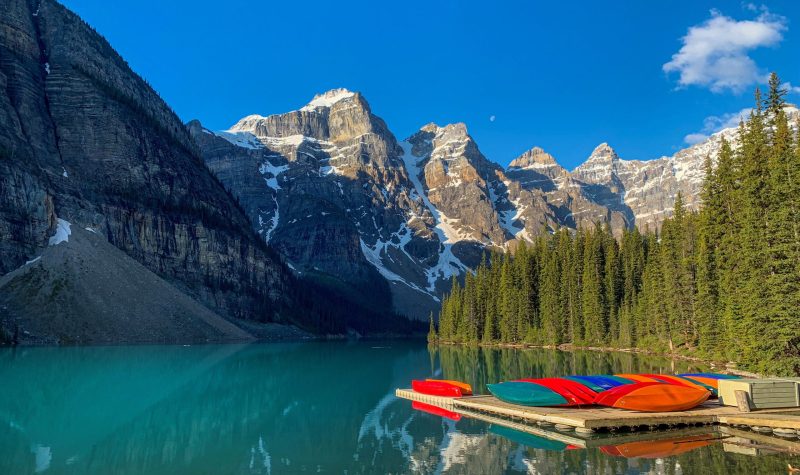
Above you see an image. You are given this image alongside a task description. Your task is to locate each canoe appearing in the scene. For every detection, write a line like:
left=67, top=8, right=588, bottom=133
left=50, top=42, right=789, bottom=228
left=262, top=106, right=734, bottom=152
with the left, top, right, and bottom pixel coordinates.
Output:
left=487, top=381, right=572, bottom=407
left=679, top=373, right=740, bottom=380
left=563, top=376, right=607, bottom=393
left=600, top=433, right=715, bottom=458
left=672, top=376, right=718, bottom=396
left=425, top=379, right=473, bottom=395
left=516, top=378, right=598, bottom=405
left=566, top=375, right=633, bottom=392
left=412, top=380, right=466, bottom=397
left=680, top=375, right=721, bottom=390
left=593, top=382, right=711, bottom=412
left=490, top=425, right=580, bottom=451
left=412, top=401, right=461, bottom=421
left=642, top=374, right=718, bottom=396
left=614, top=373, right=661, bottom=383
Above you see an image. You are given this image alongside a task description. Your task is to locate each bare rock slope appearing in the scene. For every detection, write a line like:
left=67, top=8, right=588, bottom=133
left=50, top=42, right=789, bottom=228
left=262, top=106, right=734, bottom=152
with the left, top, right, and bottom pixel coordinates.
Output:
left=0, top=223, right=252, bottom=344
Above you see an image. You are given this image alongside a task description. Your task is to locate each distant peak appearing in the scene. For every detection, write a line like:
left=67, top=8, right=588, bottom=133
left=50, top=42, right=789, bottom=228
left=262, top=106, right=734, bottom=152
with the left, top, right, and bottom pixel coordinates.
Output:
left=420, top=122, right=440, bottom=133
left=509, top=146, right=558, bottom=169
left=227, top=114, right=268, bottom=133
left=588, top=142, right=618, bottom=160
left=300, top=88, right=356, bottom=111
left=441, top=122, right=468, bottom=134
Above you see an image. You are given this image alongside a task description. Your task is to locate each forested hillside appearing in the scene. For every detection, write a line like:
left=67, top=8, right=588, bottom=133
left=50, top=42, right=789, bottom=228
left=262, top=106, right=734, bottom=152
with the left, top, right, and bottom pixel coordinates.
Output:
left=433, top=75, right=800, bottom=375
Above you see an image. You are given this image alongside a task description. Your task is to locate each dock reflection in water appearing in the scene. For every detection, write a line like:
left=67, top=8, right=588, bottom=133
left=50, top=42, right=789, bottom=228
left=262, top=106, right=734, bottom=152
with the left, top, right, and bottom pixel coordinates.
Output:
left=0, top=341, right=797, bottom=474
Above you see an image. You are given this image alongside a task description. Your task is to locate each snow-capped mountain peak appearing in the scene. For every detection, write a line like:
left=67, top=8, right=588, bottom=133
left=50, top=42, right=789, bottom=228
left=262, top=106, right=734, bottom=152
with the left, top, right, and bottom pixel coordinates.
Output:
left=300, top=88, right=356, bottom=111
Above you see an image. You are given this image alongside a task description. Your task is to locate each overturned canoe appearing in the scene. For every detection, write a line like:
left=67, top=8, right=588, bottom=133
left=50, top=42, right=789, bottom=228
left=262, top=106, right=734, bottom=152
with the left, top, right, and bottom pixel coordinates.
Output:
left=425, top=379, right=473, bottom=395
left=594, top=382, right=711, bottom=412
left=412, top=380, right=467, bottom=397
left=638, top=374, right=718, bottom=397
left=678, top=373, right=740, bottom=380
left=516, top=378, right=598, bottom=405
left=488, top=381, right=573, bottom=407
left=614, top=373, right=661, bottom=383
left=412, top=401, right=461, bottom=421
left=565, top=375, right=634, bottom=392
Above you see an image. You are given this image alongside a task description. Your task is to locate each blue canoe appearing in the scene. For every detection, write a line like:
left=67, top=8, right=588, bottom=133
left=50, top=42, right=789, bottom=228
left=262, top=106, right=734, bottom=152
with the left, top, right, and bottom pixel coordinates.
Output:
left=566, top=375, right=634, bottom=392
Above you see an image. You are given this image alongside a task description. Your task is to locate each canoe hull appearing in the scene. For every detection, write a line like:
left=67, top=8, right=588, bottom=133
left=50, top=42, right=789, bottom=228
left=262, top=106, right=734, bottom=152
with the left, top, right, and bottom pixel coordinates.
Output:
left=594, top=382, right=711, bottom=412
left=488, top=381, right=571, bottom=407
left=412, top=380, right=465, bottom=397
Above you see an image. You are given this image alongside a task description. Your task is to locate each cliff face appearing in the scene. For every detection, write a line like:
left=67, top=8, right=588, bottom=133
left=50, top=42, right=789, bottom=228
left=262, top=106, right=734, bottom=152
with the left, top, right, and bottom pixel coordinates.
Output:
left=0, top=0, right=294, bottom=325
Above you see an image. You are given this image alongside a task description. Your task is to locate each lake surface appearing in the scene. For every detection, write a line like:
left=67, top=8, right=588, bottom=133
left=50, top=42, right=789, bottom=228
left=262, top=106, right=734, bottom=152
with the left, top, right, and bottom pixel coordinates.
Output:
left=0, top=341, right=795, bottom=474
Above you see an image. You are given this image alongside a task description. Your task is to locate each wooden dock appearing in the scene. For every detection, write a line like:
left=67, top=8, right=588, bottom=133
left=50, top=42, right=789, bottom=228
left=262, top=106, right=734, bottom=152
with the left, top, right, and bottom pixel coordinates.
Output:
left=395, top=389, right=800, bottom=434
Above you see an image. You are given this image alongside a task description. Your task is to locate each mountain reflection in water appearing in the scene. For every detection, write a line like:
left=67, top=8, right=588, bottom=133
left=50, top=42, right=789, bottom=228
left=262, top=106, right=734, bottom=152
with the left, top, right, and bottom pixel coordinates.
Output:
left=0, top=342, right=794, bottom=474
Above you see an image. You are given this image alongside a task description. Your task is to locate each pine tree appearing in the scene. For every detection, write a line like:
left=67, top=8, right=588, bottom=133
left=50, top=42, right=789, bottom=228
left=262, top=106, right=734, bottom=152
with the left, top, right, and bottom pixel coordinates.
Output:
left=696, top=155, right=720, bottom=355
left=427, top=312, right=438, bottom=343
left=581, top=226, right=606, bottom=345
left=539, top=240, right=562, bottom=344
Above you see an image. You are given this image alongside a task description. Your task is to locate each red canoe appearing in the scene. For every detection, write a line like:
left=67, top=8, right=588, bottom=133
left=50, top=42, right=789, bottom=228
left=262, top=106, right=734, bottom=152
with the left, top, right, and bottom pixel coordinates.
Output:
left=593, top=382, right=711, bottom=412
left=426, top=379, right=473, bottom=395
left=517, top=378, right=598, bottom=405
left=412, top=401, right=462, bottom=421
left=412, top=380, right=467, bottom=397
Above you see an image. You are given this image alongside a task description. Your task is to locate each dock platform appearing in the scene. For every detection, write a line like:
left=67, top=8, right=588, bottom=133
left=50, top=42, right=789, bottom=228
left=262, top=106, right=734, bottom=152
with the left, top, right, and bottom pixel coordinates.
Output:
left=395, top=389, right=800, bottom=433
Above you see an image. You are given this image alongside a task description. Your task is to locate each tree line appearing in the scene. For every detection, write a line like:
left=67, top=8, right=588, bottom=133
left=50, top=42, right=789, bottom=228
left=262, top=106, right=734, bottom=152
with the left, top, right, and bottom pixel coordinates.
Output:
left=431, top=74, right=800, bottom=375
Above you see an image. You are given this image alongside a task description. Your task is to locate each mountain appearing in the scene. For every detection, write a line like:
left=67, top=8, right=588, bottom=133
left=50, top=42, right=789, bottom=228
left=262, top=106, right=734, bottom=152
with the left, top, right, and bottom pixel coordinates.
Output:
left=0, top=0, right=390, bottom=342
left=195, top=87, right=799, bottom=320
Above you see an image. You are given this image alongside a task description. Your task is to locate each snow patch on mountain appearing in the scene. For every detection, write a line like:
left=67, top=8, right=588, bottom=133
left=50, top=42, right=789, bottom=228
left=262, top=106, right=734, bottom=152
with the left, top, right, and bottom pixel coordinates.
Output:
left=400, top=141, right=467, bottom=291
left=259, top=161, right=289, bottom=190
left=215, top=130, right=264, bottom=149
left=300, top=88, right=355, bottom=111
left=49, top=219, right=71, bottom=246
left=499, top=196, right=532, bottom=242
left=260, top=196, right=280, bottom=243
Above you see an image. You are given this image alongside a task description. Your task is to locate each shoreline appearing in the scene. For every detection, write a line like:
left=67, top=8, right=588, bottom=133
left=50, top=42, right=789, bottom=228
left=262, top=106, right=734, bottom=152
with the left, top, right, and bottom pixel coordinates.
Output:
left=432, top=340, right=762, bottom=378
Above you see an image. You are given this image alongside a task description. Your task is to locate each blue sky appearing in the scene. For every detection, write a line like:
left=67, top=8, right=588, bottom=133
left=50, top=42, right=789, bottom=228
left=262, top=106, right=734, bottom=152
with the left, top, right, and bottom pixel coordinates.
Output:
left=62, top=0, right=800, bottom=169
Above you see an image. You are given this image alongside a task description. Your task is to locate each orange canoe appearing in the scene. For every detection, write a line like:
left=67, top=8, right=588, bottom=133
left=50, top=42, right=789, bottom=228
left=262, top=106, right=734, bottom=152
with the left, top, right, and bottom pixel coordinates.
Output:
left=601, top=433, right=716, bottom=458
left=594, top=382, right=711, bottom=412
left=614, top=373, right=661, bottom=383
left=426, top=379, right=473, bottom=395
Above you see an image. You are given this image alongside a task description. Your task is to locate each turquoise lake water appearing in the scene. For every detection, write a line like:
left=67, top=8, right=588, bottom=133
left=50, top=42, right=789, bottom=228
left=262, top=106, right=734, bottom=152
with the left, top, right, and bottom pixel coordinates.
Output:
left=0, top=341, right=795, bottom=474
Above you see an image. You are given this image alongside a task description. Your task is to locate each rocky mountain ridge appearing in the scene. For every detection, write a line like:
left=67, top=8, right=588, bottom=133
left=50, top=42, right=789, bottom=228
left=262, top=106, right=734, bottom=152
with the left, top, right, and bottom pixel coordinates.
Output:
left=1, top=0, right=418, bottom=342
left=194, top=90, right=797, bottom=319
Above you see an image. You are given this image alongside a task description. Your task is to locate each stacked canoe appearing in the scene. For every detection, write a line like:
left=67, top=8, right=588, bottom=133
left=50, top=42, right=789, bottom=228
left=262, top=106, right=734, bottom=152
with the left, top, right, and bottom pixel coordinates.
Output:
left=410, top=373, right=737, bottom=413
left=488, top=373, right=731, bottom=412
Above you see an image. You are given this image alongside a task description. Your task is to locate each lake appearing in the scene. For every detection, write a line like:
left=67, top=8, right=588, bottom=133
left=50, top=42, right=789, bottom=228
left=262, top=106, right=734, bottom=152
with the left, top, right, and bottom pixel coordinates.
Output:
left=0, top=341, right=794, bottom=474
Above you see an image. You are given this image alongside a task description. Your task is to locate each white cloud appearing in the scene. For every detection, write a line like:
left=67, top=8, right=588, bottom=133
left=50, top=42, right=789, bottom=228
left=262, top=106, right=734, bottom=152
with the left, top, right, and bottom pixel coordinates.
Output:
left=683, top=107, right=752, bottom=144
left=684, top=133, right=709, bottom=144
left=783, top=82, right=800, bottom=94
left=489, top=115, right=496, bottom=122
left=663, top=9, right=786, bottom=93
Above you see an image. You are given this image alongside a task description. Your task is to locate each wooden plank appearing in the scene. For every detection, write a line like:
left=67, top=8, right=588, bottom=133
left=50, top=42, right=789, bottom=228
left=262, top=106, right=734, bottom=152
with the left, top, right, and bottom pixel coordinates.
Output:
left=717, top=413, right=800, bottom=430
left=735, top=390, right=752, bottom=412
left=396, top=389, right=800, bottom=431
